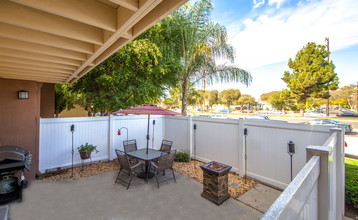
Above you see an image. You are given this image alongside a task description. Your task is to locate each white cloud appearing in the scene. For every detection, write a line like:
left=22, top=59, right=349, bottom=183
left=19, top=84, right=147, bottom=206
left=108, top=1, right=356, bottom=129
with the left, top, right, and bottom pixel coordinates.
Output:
left=268, top=0, right=286, bottom=8
left=229, top=0, right=358, bottom=69
left=253, top=0, right=265, bottom=9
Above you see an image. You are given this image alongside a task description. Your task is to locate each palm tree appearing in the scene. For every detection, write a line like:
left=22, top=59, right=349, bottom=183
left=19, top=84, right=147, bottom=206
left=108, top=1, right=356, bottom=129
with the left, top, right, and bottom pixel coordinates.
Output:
left=159, top=0, right=252, bottom=115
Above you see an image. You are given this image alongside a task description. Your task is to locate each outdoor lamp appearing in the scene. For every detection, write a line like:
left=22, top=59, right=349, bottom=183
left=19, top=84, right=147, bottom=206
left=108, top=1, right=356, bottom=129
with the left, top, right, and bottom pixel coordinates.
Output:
left=18, top=90, right=29, bottom=99
left=287, top=141, right=295, bottom=181
left=287, top=141, right=295, bottom=155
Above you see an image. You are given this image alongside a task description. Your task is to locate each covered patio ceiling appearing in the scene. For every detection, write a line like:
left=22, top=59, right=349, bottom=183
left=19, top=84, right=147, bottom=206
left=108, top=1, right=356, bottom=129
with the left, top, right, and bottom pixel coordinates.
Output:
left=0, top=0, right=187, bottom=84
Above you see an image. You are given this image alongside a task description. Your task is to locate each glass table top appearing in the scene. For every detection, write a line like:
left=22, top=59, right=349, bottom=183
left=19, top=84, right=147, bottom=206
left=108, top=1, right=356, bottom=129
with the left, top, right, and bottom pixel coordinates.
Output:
left=127, top=148, right=163, bottom=161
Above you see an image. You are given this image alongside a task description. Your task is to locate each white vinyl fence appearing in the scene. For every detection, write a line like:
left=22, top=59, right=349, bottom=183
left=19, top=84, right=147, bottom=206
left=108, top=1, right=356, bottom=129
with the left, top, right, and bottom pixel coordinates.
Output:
left=244, top=120, right=331, bottom=189
left=40, top=115, right=335, bottom=190
left=39, top=115, right=165, bottom=172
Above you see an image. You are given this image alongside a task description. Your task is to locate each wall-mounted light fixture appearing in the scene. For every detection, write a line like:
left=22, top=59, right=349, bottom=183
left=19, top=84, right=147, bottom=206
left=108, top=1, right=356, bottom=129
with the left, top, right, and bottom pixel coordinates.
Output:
left=18, top=90, right=29, bottom=99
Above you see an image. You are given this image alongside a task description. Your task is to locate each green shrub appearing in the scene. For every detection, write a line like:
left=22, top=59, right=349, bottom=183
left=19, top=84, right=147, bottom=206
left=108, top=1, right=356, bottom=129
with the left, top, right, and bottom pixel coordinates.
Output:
left=175, top=150, right=190, bottom=162
left=345, top=158, right=358, bottom=208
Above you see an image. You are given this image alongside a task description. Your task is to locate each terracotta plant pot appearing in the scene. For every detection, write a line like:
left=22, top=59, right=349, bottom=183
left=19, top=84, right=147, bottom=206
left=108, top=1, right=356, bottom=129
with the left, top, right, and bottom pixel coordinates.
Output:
left=79, top=150, right=92, bottom=160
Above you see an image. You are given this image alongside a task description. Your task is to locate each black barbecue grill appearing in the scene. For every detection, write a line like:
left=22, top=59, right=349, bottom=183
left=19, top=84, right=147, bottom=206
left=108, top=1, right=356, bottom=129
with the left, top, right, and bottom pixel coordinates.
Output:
left=0, top=145, right=31, bottom=204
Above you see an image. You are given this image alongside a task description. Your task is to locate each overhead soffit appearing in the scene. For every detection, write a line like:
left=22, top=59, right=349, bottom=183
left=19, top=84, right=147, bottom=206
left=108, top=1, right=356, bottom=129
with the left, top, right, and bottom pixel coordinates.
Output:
left=0, top=0, right=187, bottom=84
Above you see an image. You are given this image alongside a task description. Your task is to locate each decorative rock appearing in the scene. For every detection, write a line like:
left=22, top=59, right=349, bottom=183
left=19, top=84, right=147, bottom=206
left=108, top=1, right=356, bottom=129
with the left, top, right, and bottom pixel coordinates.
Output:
left=229, top=182, right=241, bottom=188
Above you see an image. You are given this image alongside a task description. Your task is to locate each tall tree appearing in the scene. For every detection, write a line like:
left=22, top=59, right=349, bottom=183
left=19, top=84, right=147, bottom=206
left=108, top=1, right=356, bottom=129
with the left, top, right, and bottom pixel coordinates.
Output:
left=269, top=89, right=293, bottom=111
left=282, top=42, right=339, bottom=115
left=220, top=89, right=241, bottom=111
left=147, top=0, right=252, bottom=115
left=206, top=90, right=219, bottom=111
left=235, top=94, right=255, bottom=110
left=54, top=84, right=77, bottom=118
left=260, top=91, right=279, bottom=102
left=331, top=84, right=357, bottom=110
left=73, top=39, right=172, bottom=115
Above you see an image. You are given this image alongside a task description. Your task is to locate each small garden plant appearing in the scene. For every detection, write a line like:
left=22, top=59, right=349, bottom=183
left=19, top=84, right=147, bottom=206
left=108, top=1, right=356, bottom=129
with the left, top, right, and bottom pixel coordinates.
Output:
left=175, top=150, right=190, bottom=162
left=345, top=158, right=358, bottom=209
left=78, top=143, right=98, bottom=157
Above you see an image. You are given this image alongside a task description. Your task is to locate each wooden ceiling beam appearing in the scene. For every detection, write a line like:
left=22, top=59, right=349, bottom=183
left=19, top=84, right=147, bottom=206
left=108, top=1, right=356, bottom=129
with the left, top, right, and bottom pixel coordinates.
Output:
left=0, top=23, right=94, bottom=54
left=0, top=37, right=87, bottom=61
left=109, top=0, right=139, bottom=11
left=0, top=1, right=104, bottom=45
left=0, top=55, right=77, bottom=71
left=0, top=74, right=65, bottom=84
left=0, top=67, right=72, bottom=78
left=11, top=0, right=117, bottom=32
left=0, top=61, right=73, bottom=74
left=0, top=48, right=82, bottom=66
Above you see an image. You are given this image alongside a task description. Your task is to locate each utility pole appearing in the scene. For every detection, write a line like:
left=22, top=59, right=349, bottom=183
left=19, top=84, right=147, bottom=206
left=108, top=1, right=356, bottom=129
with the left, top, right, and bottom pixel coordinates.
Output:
left=325, top=37, right=330, bottom=116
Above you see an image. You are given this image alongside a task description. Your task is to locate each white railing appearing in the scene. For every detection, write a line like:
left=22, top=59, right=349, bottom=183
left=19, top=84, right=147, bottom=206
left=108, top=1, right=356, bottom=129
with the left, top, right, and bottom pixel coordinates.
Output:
left=261, top=156, right=320, bottom=219
left=262, top=128, right=345, bottom=220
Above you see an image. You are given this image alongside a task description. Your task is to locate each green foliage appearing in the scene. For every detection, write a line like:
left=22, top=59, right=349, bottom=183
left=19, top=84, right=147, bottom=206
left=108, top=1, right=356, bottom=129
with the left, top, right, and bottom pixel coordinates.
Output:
left=54, top=84, right=77, bottom=117
left=220, top=89, right=241, bottom=110
left=162, top=84, right=198, bottom=108
left=146, top=0, right=252, bottom=115
left=235, top=94, right=255, bottom=108
left=174, top=150, right=190, bottom=162
left=282, top=42, right=339, bottom=112
left=345, top=158, right=358, bottom=208
left=269, top=90, right=293, bottom=110
left=260, top=91, right=279, bottom=102
left=78, top=143, right=98, bottom=157
left=331, top=84, right=357, bottom=109
left=73, top=39, right=172, bottom=114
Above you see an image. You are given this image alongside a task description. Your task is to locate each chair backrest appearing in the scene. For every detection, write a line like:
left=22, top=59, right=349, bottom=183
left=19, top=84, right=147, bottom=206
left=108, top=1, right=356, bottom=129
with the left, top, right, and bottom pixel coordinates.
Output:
left=160, top=140, right=173, bottom=152
left=123, top=139, right=137, bottom=153
left=158, top=150, right=176, bottom=170
left=115, top=149, right=131, bottom=171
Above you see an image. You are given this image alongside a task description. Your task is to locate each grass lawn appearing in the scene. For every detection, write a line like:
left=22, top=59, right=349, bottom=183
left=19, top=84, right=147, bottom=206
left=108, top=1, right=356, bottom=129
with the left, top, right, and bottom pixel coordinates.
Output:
left=345, top=158, right=358, bottom=219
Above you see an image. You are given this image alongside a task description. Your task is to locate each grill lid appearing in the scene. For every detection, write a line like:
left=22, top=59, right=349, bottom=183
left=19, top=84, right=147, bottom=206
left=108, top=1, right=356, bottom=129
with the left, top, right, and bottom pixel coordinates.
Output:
left=0, top=146, right=27, bottom=162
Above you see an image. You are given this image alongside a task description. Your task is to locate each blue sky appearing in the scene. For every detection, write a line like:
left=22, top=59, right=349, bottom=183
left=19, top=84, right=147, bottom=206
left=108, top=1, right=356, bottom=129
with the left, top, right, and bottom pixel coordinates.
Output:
left=199, top=0, right=358, bottom=99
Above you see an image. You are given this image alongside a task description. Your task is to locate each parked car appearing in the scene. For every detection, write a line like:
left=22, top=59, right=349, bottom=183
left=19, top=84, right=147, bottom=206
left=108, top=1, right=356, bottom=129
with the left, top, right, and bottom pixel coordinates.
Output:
left=245, top=115, right=287, bottom=122
left=220, top=109, right=230, bottom=113
left=305, top=119, right=353, bottom=133
left=245, top=115, right=269, bottom=120
left=304, top=111, right=325, bottom=117
left=241, top=110, right=253, bottom=113
left=336, top=111, right=358, bottom=117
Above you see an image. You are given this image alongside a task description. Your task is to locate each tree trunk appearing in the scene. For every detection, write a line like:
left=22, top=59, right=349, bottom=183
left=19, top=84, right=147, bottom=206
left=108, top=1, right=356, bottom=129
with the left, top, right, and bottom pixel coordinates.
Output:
left=300, top=109, right=304, bottom=116
left=55, top=112, right=59, bottom=118
left=181, top=79, right=188, bottom=116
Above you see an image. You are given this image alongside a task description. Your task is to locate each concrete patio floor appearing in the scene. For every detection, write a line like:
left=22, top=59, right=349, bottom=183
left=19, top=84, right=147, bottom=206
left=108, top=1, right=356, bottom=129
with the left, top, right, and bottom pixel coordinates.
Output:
left=8, top=171, right=278, bottom=220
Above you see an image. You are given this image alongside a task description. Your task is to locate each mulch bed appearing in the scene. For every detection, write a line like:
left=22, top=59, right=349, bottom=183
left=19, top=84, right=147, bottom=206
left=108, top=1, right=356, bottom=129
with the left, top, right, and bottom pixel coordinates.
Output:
left=38, top=159, right=256, bottom=199
left=38, top=160, right=119, bottom=182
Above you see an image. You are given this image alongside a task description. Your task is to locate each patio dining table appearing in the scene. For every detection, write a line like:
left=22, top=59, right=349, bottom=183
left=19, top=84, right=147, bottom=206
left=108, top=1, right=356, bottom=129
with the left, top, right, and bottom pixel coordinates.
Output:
left=126, top=148, right=163, bottom=182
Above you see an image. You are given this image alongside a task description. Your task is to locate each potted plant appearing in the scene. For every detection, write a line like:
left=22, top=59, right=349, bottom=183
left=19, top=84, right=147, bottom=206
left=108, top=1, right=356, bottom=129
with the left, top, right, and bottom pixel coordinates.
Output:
left=78, top=143, right=98, bottom=160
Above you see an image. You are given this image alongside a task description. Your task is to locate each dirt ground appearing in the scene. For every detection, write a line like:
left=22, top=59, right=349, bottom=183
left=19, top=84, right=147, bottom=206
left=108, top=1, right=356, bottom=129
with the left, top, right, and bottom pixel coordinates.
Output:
left=39, top=159, right=256, bottom=199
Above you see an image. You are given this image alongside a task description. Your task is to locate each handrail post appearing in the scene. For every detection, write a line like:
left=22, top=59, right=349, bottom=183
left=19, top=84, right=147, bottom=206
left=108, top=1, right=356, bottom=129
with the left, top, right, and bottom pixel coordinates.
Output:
left=306, top=145, right=330, bottom=220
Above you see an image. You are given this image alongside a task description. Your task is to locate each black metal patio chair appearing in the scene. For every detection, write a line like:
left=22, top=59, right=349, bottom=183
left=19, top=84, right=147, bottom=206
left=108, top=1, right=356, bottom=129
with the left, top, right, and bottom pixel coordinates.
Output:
left=115, top=149, right=143, bottom=189
left=123, top=139, right=138, bottom=164
left=149, top=150, right=176, bottom=188
left=159, top=140, right=173, bottom=153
